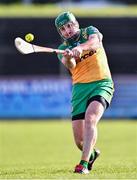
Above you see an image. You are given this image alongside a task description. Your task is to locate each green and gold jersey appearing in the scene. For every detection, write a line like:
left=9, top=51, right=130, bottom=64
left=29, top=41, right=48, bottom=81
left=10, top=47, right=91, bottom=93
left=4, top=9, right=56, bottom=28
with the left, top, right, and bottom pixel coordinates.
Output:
left=57, top=26, right=112, bottom=84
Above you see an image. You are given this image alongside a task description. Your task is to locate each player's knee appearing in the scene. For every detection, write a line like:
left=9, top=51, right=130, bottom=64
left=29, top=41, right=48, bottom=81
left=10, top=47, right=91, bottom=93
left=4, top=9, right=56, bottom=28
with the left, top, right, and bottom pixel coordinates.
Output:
left=85, top=111, right=97, bottom=126
left=85, top=104, right=103, bottom=126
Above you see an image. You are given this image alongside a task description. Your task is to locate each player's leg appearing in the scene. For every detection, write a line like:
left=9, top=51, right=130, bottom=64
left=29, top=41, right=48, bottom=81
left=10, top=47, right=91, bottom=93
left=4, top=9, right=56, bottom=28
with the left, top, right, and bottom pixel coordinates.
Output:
left=81, top=100, right=105, bottom=162
left=73, top=95, right=108, bottom=174
left=71, top=80, right=114, bottom=174
left=72, top=119, right=84, bottom=151
left=72, top=118, right=100, bottom=174
left=71, top=94, right=102, bottom=173
left=81, top=81, right=114, bottom=169
left=72, top=119, right=90, bottom=174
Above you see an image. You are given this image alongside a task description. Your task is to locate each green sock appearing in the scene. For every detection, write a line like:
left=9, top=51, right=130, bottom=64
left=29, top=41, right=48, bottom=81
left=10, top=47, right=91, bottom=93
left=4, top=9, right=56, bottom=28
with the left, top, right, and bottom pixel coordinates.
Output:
left=89, top=149, right=95, bottom=161
left=80, top=160, right=88, bottom=168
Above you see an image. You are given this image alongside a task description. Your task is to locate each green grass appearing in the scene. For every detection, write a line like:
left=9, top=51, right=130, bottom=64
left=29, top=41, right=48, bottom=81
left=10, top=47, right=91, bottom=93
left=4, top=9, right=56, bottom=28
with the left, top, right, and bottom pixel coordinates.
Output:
left=0, top=4, right=137, bottom=17
left=0, top=120, right=137, bottom=179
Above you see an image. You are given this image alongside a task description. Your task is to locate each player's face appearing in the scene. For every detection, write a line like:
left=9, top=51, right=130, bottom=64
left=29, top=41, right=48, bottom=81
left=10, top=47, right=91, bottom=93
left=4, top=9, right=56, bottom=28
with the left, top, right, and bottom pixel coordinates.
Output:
left=59, top=21, right=79, bottom=39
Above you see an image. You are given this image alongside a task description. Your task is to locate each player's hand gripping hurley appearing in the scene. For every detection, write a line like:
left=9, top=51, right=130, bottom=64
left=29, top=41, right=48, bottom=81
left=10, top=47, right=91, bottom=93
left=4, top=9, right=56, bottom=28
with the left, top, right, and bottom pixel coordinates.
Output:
left=14, top=37, right=65, bottom=55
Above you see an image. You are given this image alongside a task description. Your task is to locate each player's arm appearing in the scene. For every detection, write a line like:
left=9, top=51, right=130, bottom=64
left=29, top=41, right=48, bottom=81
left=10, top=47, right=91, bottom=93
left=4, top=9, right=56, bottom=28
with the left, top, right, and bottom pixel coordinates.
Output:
left=72, top=32, right=103, bottom=58
left=61, top=33, right=102, bottom=67
left=61, top=49, right=76, bottom=69
left=80, top=32, right=103, bottom=51
left=72, top=26, right=103, bottom=58
left=57, top=47, right=76, bottom=69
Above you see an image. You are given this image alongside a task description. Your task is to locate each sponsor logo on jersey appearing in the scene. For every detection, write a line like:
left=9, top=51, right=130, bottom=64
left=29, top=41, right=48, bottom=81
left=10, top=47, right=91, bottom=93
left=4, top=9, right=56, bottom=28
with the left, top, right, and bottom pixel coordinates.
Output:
left=80, top=50, right=96, bottom=61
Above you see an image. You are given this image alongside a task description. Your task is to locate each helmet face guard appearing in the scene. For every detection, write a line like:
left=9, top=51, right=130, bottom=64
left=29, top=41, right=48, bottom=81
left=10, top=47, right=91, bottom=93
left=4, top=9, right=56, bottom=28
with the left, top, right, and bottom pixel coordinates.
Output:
left=55, top=12, right=80, bottom=42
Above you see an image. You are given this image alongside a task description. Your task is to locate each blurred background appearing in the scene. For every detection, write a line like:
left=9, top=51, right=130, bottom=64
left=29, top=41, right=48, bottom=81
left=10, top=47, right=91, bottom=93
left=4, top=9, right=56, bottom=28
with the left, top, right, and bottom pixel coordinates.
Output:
left=0, top=0, right=137, bottom=119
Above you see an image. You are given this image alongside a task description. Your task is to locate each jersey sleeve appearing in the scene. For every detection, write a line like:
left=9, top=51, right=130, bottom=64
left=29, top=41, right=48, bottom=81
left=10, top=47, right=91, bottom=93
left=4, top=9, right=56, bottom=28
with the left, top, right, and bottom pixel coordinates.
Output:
left=86, top=26, right=100, bottom=36
left=57, top=44, right=66, bottom=61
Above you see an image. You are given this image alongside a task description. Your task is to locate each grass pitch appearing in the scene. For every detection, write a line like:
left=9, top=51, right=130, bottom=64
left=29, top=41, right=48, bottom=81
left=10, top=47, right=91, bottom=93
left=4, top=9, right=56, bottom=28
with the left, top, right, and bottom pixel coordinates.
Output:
left=0, top=120, right=137, bottom=179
